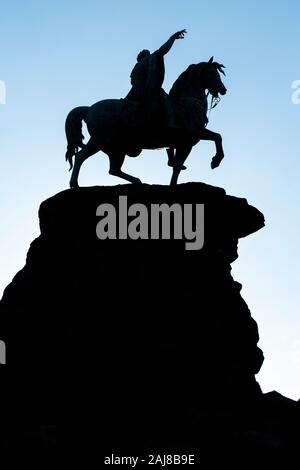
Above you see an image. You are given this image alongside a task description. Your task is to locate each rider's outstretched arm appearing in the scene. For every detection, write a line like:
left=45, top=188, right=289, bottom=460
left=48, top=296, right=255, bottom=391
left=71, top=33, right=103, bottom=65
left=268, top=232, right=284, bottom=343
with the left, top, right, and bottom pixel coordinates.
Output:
left=157, top=29, right=186, bottom=55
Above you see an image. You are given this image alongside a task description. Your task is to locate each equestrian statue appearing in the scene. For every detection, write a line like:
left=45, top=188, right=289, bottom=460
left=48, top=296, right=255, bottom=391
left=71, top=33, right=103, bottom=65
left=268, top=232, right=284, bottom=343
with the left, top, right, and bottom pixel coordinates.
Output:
left=65, top=30, right=227, bottom=187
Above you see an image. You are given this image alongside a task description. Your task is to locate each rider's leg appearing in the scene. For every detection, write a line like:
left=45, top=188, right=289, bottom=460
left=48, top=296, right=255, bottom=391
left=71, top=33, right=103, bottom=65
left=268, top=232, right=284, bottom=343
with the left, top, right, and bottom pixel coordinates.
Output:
left=164, top=99, right=177, bottom=129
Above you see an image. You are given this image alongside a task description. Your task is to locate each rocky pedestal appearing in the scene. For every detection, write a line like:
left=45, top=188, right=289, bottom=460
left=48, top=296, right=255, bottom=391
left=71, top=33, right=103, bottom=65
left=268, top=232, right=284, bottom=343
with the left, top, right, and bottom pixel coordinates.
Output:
left=0, top=183, right=299, bottom=455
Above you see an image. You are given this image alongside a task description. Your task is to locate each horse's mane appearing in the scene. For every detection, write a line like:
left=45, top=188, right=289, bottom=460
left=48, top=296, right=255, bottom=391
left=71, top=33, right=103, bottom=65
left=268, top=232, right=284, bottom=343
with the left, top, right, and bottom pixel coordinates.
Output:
left=169, top=62, right=207, bottom=98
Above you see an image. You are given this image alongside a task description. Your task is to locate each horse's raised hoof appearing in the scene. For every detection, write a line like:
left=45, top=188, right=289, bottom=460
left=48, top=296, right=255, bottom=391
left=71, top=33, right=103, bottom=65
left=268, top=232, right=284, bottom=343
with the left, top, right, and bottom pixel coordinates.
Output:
left=211, top=153, right=224, bottom=169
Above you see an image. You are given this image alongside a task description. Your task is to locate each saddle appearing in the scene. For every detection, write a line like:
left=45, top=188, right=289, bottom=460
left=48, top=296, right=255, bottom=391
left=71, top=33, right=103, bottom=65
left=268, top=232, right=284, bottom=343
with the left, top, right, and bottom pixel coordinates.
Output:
left=121, top=95, right=207, bottom=136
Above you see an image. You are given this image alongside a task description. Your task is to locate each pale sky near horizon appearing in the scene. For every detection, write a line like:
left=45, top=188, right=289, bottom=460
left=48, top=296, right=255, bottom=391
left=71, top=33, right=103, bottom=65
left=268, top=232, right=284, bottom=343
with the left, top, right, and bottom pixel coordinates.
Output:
left=0, top=0, right=299, bottom=399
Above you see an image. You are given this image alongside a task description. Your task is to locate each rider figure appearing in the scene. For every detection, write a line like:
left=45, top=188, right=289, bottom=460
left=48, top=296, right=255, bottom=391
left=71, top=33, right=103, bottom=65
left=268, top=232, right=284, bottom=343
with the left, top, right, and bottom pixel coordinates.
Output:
left=125, top=30, right=186, bottom=129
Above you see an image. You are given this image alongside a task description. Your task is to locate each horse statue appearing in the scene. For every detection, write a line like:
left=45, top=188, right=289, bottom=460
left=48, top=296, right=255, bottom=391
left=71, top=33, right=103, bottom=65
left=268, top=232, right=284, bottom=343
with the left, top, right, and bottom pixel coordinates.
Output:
left=65, top=56, right=227, bottom=187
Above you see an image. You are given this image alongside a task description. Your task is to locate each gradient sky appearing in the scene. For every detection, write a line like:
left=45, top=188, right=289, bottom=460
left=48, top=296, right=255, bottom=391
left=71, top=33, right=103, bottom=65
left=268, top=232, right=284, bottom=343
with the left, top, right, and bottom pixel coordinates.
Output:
left=0, top=0, right=299, bottom=399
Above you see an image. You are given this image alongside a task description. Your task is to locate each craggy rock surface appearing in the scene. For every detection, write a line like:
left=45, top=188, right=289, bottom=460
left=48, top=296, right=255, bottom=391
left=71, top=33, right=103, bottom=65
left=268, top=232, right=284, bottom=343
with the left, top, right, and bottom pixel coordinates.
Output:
left=0, top=183, right=299, bottom=456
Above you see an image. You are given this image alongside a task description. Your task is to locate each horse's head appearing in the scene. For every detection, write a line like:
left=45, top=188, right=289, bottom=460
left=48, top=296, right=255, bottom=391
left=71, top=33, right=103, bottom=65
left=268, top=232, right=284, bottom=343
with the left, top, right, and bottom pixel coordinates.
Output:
left=203, top=56, right=227, bottom=98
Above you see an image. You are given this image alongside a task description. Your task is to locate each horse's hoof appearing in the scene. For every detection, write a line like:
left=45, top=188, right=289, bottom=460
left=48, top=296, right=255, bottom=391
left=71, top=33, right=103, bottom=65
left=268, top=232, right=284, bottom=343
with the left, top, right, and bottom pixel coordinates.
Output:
left=70, top=182, right=80, bottom=189
left=133, top=178, right=142, bottom=185
left=211, top=154, right=224, bottom=169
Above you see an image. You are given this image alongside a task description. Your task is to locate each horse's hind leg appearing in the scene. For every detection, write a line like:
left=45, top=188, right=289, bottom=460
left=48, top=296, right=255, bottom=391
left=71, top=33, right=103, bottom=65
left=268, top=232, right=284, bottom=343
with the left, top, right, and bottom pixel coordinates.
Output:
left=109, top=152, right=142, bottom=184
left=170, top=145, right=192, bottom=186
left=69, top=138, right=101, bottom=188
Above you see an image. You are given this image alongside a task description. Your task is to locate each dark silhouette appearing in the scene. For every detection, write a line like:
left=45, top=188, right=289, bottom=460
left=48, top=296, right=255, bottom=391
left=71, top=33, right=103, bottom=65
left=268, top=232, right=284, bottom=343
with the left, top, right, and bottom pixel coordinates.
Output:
left=125, top=29, right=186, bottom=170
left=125, top=29, right=186, bottom=126
left=65, top=32, right=227, bottom=187
left=1, top=183, right=300, bottom=455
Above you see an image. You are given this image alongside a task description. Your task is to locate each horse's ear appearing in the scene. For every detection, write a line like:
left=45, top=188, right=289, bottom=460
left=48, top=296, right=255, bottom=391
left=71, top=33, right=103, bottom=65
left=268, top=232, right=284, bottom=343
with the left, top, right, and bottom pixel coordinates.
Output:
left=208, top=56, right=214, bottom=64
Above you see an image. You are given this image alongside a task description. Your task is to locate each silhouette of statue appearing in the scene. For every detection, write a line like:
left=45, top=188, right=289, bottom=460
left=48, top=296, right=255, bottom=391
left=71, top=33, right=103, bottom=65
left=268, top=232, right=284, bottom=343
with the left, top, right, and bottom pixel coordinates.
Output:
left=125, top=30, right=186, bottom=130
left=65, top=32, right=227, bottom=187
left=125, top=30, right=186, bottom=170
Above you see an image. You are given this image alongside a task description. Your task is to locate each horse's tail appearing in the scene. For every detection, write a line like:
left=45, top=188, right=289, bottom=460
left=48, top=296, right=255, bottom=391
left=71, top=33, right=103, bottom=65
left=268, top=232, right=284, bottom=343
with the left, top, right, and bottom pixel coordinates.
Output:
left=65, top=106, right=90, bottom=170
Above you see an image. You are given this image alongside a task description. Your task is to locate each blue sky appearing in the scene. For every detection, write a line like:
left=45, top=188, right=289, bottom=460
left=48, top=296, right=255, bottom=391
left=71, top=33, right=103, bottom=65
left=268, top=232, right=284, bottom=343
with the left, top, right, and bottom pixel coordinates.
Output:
left=0, top=0, right=299, bottom=398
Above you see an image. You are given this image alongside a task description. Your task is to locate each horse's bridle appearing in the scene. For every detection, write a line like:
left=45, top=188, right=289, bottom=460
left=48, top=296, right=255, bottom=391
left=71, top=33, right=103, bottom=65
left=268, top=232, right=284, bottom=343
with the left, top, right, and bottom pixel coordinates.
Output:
left=206, top=91, right=221, bottom=126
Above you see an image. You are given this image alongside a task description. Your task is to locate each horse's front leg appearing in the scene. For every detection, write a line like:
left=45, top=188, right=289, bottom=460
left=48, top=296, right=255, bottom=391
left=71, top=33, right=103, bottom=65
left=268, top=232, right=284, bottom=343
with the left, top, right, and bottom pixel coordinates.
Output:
left=198, top=128, right=224, bottom=169
left=167, top=148, right=187, bottom=170
left=170, top=145, right=193, bottom=186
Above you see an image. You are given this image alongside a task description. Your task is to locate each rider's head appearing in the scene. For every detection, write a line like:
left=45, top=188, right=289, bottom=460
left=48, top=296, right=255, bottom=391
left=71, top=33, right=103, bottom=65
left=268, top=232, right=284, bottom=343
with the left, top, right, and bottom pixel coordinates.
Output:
left=137, top=49, right=150, bottom=62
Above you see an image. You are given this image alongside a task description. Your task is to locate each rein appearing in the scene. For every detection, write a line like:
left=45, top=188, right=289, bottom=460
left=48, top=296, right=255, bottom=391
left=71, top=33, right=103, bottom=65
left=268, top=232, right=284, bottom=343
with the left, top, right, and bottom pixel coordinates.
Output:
left=205, top=91, right=221, bottom=126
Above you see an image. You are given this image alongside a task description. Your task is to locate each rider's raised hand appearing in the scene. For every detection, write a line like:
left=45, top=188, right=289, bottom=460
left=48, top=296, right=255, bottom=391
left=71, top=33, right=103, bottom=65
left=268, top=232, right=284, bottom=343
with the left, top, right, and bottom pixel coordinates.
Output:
left=173, top=29, right=187, bottom=40
left=159, top=30, right=186, bottom=55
